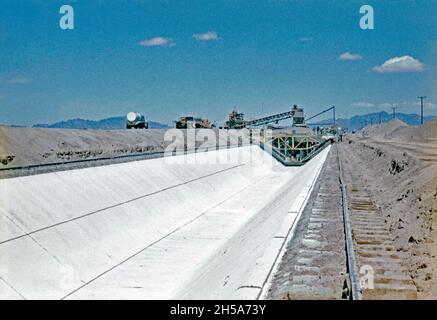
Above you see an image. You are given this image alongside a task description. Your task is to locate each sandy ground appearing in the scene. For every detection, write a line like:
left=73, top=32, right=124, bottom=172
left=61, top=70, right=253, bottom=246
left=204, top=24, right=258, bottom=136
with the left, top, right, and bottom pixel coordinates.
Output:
left=345, top=119, right=437, bottom=298
left=0, top=126, right=250, bottom=168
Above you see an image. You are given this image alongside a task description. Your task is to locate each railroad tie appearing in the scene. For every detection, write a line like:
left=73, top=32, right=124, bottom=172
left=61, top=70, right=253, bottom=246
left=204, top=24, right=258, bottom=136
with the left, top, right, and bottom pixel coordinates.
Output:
left=341, top=148, right=417, bottom=300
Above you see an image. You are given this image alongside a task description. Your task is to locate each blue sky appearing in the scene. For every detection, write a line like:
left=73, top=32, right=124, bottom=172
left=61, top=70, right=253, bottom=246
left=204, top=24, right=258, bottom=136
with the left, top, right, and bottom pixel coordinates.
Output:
left=0, top=0, right=436, bottom=126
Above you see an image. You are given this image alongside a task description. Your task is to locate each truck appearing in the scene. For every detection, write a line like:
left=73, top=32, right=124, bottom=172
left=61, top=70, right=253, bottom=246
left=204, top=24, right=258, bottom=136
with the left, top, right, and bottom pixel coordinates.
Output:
left=175, top=116, right=213, bottom=129
left=126, top=112, right=148, bottom=129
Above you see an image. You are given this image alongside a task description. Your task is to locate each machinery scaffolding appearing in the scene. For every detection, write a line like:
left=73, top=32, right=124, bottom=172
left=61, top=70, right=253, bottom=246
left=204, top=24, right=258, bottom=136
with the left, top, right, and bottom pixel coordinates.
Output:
left=261, top=132, right=329, bottom=166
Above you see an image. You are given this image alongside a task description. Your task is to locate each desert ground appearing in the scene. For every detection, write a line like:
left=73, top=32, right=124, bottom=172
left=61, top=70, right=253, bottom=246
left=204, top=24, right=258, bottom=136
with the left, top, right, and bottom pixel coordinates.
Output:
left=345, top=119, right=437, bottom=298
left=1, top=121, right=436, bottom=299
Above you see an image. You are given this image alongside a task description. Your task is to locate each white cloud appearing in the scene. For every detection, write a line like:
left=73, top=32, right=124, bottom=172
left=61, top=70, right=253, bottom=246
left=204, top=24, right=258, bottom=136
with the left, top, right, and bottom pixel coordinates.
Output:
left=339, top=52, right=363, bottom=61
left=379, top=102, right=396, bottom=108
left=351, top=102, right=375, bottom=108
left=0, top=76, right=30, bottom=85
left=426, top=102, right=437, bottom=109
left=298, top=37, right=313, bottom=42
left=6, top=77, right=30, bottom=84
left=373, top=55, right=425, bottom=73
left=397, top=101, right=437, bottom=109
left=350, top=100, right=437, bottom=113
left=139, top=37, right=175, bottom=47
left=351, top=101, right=437, bottom=110
left=192, top=31, right=220, bottom=41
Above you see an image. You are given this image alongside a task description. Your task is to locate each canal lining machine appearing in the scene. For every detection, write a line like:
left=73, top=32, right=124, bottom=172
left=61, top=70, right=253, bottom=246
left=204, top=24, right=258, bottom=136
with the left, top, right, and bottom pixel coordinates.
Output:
left=224, top=105, right=336, bottom=166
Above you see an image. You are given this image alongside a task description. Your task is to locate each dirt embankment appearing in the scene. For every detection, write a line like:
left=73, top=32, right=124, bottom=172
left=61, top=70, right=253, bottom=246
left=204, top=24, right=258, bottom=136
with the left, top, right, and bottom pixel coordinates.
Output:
left=360, top=119, right=410, bottom=138
left=0, top=126, right=248, bottom=168
left=360, top=118, right=437, bottom=143
left=0, top=126, right=169, bottom=167
left=343, top=135, right=437, bottom=298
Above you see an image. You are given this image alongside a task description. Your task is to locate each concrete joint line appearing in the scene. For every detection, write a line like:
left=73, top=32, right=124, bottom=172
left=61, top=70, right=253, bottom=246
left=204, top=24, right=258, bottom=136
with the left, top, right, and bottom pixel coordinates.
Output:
left=60, top=167, right=271, bottom=300
left=0, top=276, right=26, bottom=300
left=0, top=162, right=249, bottom=246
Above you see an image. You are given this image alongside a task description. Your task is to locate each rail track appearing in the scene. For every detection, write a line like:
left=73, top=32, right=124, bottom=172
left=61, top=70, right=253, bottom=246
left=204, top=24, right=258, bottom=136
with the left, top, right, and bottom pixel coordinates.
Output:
left=339, top=143, right=417, bottom=299
left=267, top=142, right=418, bottom=299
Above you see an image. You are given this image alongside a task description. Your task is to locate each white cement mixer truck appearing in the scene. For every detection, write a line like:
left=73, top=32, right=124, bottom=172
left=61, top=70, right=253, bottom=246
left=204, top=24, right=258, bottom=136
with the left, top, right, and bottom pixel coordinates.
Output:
left=126, top=112, right=148, bottom=129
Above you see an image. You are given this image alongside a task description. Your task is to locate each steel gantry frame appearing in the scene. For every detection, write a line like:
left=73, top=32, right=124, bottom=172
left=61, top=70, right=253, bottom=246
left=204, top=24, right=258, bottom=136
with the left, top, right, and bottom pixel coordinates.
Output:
left=261, top=132, right=329, bottom=166
left=305, top=106, right=336, bottom=126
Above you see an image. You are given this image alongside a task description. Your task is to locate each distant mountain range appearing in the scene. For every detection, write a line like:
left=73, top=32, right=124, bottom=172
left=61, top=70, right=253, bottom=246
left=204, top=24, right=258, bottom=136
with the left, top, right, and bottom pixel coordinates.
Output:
left=312, top=111, right=436, bottom=131
left=33, top=116, right=169, bottom=129
left=30, top=112, right=435, bottom=131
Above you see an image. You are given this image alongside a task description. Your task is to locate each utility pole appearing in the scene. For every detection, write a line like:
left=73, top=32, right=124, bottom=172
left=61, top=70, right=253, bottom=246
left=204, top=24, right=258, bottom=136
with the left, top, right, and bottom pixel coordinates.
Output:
left=333, top=106, right=336, bottom=127
left=379, top=112, right=382, bottom=124
left=392, top=107, right=396, bottom=119
left=417, top=96, right=426, bottom=125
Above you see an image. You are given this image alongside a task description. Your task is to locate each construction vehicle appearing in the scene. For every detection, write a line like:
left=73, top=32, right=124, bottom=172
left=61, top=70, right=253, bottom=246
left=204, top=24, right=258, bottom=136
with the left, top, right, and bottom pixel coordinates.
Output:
left=223, top=110, right=245, bottom=129
left=175, top=116, right=214, bottom=129
left=126, top=112, right=148, bottom=129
